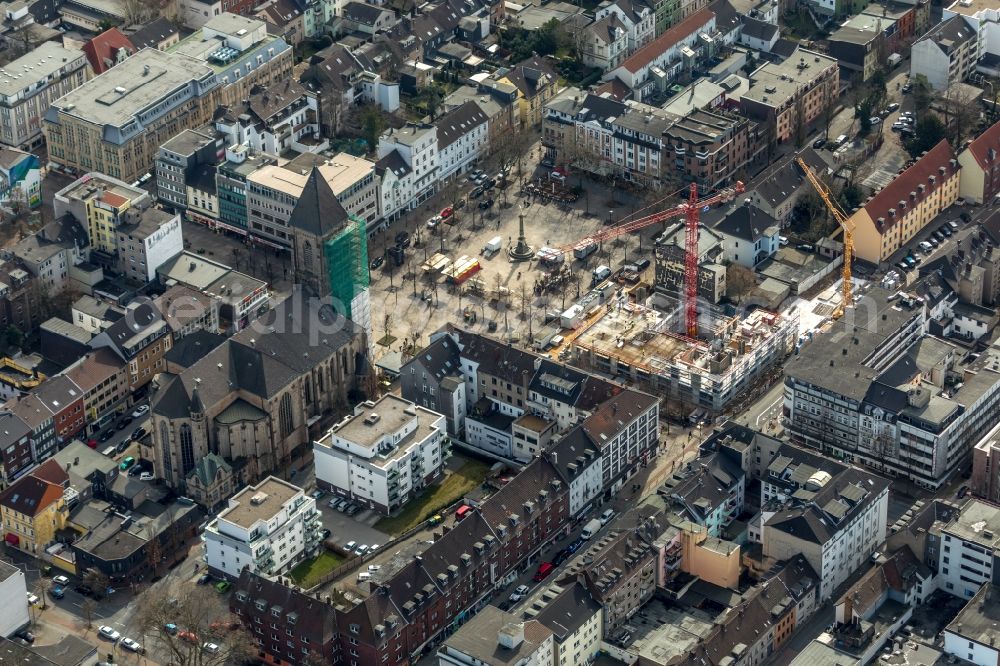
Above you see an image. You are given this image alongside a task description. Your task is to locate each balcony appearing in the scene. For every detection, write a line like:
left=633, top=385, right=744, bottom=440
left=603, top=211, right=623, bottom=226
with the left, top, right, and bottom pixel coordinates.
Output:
left=387, top=468, right=399, bottom=480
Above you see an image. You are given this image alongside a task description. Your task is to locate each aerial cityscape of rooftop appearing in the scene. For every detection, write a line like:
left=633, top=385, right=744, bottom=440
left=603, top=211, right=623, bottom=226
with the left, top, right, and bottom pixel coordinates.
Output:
left=0, top=0, right=999, bottom=663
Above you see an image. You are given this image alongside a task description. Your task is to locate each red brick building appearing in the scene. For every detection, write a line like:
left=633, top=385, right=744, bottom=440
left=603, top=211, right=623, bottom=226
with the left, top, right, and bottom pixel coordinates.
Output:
left=232, top=457, right=571, bottom=665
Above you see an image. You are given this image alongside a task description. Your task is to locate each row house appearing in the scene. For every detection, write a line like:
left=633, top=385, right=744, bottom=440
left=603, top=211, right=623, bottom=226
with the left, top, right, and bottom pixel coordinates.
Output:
left=89, top=302, right=172, bottom=391
left=435, top=102, right=490, bottom=182
left=63, top=349, right=130, bottom=436
left=376, top=124, right=439, bottom=222
left=595, top=0, right=656, bottom=54
left=576, top=14, right=631, bottom=72
left=603, top=8, right=717, bottom=98
left=233, top=455, right=570, bottom=665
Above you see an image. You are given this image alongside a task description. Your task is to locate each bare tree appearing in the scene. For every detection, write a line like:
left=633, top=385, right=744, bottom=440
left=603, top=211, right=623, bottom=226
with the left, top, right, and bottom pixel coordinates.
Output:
left=80, top=598, right=96, bottom=630
left=135, top=585, right=257, bottom=666
left=726, top=264, right=756, bottom=303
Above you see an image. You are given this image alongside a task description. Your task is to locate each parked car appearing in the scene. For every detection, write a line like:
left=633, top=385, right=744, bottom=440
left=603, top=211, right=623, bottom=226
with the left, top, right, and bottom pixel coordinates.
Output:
left=15, top=630, right=34, bottom=644
left=320, top=528, right=331, bottom=540
left=812, top=137, right=826, bottom=149
left=203, top=643, right=220, bottom=653
left=132, top=427, right=147, bottom=441
left=600, top=508, right=615, bottom=525
left=50, top=586, right=64, bottom=599
left=886, top=102, right=899, bottom=112
left=121, top=638, right=143, bottom=653
left=427, top=215, right=442, bottom=229
left=139, top=472, right=154, bottom=481
left=345, top=540, right=357, bottom=552
left=550, top=171, right=567, bottom=183
left=394, top=231, right=410, bottom=247
left=164, top=623, right=178, bottom=635
left=948, top=220, right=960, bottom=231
left=440, top=206, right=453, bottom=219
left=178, top=631, right=198, bottom=644
left=52, top=575, right=69, bottom=586
left=131, top=405, right=149, bottom=418
left=197, top=574, right=212, bottom=585
left=471, top=186, right=485, bottom=199
left=26, top=593, right=38, bottom=605
left=533, top=562, right=555, bottom=582
left=98, top=626, right=121, bottom=642
left=957, top=485, right=969, bottom=499
left=119, top=456, right=136, bottom=471
left=478, top=198, right=494, bottom=210
left=508, top=584, right=530, bottom=602
left=370, top=256, right=385, bottom=270
left=901, top=83, right=912, bottom=93
left=346, top=505, right=360, bottom=516
left=355, top=544, right=369, bottom=556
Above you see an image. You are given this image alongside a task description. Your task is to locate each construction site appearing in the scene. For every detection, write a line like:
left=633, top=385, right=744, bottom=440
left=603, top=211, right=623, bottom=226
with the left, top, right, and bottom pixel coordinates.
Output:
left=568, top=298, right=798, bottom=412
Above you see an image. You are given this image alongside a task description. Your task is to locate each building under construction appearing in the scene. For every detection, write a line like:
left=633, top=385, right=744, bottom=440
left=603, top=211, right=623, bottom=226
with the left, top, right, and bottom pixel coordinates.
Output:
left=324, top=216, right=371, bottom=344
left=571, top=302, right=798, bottom=411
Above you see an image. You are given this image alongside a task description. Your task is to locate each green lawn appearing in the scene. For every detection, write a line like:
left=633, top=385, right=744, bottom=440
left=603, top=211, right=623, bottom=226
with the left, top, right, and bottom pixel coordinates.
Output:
left=288, top=551, right=345, bottom=589
left=375, top=459, right=489, bottom=536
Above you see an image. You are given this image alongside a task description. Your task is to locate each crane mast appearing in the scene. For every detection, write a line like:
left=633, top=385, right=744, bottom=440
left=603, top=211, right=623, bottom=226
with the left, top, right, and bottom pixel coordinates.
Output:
left=796, top=157, right=853, bottom=316
left=685, top=183, right=700, bottom=338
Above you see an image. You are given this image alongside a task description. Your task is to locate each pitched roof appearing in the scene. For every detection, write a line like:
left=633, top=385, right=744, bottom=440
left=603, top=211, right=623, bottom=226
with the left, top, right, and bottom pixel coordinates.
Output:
left=586, top=14, right=627, bottom=44
left=862, top=140, right=957, bottom=234
left=375, top=149, right=411, bottom=178
left=714, top=201, right=779, bottom=241
left=918, top=15, right=975, bottom=53
left=0, top=475, right=63, bottom=516
left=82, top=27, right=134, bottom=75
left=618, top=7, right=715, bottom=73
left=127, top=17, right=178, bottom=49
left=30, top=459, right=70, bottom=488
left=343, top=1, right=391, bottom=24
left=187, top=453, right=232, bottom=486
left=963, top=117, right=1000, bottom=174
left=436, top=101, right=490, bottom=150
left=285, top=167, right=350, bottom=237
left=741, top=15, right=778, bottom=40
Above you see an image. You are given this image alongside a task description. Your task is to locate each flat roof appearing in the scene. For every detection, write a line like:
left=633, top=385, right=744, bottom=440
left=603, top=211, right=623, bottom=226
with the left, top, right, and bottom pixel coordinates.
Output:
left=328, top=394, right=423, bottom=449
left=159, top=251, right=232, bottom=290
left=947, top=583, right=1000, bottom=650
left=220, top=477, right=302, bottom=529
left=943, top=498, right=1000, bottom=550
left=50, top=47, right=214, bottom=129
left=283, top=153, right=375, bottom=198
left=0, top=42, right=84, bottom=97
left=58, top=173, right=146, bottom=205
left=745, top=48, right=837, bottom=108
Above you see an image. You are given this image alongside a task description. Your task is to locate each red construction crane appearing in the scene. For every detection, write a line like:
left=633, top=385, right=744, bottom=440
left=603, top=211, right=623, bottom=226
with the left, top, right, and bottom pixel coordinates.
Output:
left=555, top=180, right=745, bottom=337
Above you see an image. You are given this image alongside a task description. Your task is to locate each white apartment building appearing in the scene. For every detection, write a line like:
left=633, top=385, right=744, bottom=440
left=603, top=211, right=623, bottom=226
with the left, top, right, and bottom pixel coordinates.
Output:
left=436, top=102, right=489, bottom=182
left=944, top=583, right=1000, bottom=666
left=0, top=561, right=29, bottom=637
left=594, top=0, right=656, bottom=54
left=117, top=208, right=184, bottom=282
left=939, top=499, right=1000, bottom=600
left=376, top=123, right=438, bottom=220
left=313, top=395, right=447, bottom=515
left=762, top=467, right=889, bottom=600
left=203, top=477, right=319, bottom=580
left=910, top=16, right=978, bottom=91
left=214, top=83, right=327, bottom=157
left=785, top=288, right=1000, bottom=490
left=548, top=427, right=604, bottom=516
left=0, top=42, right=88, bottom=150
left=581, top=390, right=659, bottom=495
left=945, top=0, right=1000, bottom=74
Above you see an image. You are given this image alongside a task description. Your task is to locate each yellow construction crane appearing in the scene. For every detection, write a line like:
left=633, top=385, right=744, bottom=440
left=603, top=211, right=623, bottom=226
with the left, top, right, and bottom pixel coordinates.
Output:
left=797, top=157, right=853, bottom=317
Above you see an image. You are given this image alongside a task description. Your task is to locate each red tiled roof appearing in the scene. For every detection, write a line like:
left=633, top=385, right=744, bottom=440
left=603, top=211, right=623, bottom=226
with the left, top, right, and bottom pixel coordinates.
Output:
left=82, top=28, right=135, bottom=76
left=0, top=476, right=63, bottom=517
left=99, top=191, right=129, bottom=208
left=30, top=459, right=69, bottom=487
left=965, top=117, right=1000, bottom=173
left=863, top=139, right=957, bottom=234
left=619, top=7, right=715, bottom=73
